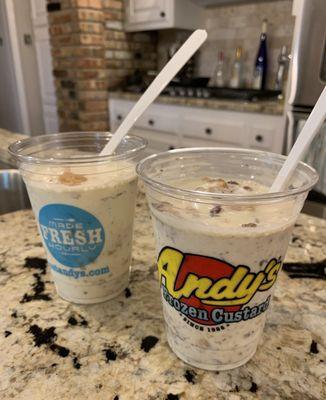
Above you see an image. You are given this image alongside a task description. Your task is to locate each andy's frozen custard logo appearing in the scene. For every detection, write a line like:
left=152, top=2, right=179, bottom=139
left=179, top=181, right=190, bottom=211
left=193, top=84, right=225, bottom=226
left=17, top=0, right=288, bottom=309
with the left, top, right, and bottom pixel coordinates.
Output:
left=158, top=247, right=281, bottom=326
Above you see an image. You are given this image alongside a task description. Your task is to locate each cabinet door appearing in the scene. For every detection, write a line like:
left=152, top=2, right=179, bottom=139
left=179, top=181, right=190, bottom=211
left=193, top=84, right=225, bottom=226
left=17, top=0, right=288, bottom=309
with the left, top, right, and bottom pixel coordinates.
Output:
left=131, top=127, right=180, bottom=155
left=247, top=116, right=284, bottom=153
left=180, top=111, right=247, bottom=148
left=182, top=136, right=239, bottom=149
left=127, top=0, right=168, bottom=24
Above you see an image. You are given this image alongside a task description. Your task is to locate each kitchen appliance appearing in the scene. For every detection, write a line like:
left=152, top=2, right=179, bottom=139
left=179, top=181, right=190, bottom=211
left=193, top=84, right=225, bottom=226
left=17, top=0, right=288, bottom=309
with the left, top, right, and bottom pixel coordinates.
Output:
left=285, top=0, right=326, bottom=216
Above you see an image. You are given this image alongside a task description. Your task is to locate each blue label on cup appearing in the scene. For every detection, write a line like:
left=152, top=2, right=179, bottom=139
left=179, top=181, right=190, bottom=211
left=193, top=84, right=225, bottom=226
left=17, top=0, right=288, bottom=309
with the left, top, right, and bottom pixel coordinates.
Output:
left=39, top=204, right=105, bottom=268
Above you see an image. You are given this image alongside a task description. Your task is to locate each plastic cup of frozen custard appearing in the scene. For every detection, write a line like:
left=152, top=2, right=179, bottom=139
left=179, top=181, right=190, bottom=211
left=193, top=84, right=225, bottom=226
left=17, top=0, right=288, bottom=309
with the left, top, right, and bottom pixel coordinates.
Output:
left=9, top=132, right=146, bottom=304
left=137, top=148, right=318, bottom=371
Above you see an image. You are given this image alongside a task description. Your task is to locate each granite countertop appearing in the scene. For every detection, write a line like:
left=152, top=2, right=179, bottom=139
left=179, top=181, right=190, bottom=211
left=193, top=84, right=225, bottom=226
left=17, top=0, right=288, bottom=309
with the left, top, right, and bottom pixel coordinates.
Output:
left=0, top=188, right=325, bottom=399
left=109, top=91, right=284, bottom=116
left=0, top=128, right=26, bottom=166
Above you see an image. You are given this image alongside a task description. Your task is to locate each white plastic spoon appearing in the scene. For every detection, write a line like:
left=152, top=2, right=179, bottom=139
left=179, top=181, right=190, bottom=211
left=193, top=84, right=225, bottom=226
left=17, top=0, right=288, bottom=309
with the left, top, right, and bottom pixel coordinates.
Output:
left=100, top=29, right=207, bottom=156
left=270, top=86, right=326, bottom=193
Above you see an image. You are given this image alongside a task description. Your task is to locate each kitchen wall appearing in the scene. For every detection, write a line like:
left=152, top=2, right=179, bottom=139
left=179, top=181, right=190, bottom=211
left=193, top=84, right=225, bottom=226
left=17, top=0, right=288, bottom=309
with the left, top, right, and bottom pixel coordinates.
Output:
left=158, top=0, right=294, bottom=90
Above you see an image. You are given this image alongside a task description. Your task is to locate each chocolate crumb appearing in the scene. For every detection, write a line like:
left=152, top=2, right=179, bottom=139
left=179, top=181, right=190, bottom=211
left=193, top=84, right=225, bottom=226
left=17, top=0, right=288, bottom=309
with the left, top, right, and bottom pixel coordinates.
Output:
left=95, top=384, right=103, bottom=390
left=141, top=336, right=159, bottom=353
left=125, top=288, right=132, bottom=298
left=113, top=396, right=119, bottom=400
left=310, top=340, right=319, bottom=354
left=24, top=257, right=47, bottom=274
left=11, top=311, right=18, bottom=318
left=276, top=346, right=281, bottom=350
left=210, top=204, right=222, bottom=217
left=104, top=348, right=117, bottom=363
left=4, top=330, right=12, bottom=337
left=184, top=369, right=196, bottom=384
left=166, top=395, right=179, bottom=400
left=51, top=363, right=58, bottom=368
left=243, top=186, right=253, bottom=191
left=227, top=181, right=239, bottom=185
left=73, top=356, right=82, bottom=369
left=242, top=223, right=257, bottom=228
left=250, top=382, right=258, bottom=393
left=125, top=325, right=132, bottom=329
left=50, top=343, right=70, bottom=358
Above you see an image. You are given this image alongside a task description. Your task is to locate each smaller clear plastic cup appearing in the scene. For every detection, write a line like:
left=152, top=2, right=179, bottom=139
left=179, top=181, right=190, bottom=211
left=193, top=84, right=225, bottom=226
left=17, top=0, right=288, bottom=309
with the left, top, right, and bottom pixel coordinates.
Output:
left=9, top=132, right=146, bottom=304
left=137, top=147, right=318, bottom=370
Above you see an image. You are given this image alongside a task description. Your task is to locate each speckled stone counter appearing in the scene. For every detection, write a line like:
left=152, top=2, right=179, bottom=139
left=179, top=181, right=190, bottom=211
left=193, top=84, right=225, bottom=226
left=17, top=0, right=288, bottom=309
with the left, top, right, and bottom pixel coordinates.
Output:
left=0, top=187, right=325, bottom=400
left=109, top=92, right=284, bottom=116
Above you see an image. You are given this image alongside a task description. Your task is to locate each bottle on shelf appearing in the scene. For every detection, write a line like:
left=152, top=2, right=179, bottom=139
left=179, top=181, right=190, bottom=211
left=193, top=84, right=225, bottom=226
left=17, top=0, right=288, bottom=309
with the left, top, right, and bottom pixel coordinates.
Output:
left=230, top=46, right=244, bottom=89
left=253, top=19, right=268, bottom=90
left=209, top=51, right=226, bottom=87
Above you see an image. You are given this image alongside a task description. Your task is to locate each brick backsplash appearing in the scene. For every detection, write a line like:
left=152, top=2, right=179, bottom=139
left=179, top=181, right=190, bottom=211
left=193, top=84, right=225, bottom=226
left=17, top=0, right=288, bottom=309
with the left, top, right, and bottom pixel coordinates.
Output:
left=158, top=0, right=294, bottom=90
left=47, top=0, right=157, bottom=131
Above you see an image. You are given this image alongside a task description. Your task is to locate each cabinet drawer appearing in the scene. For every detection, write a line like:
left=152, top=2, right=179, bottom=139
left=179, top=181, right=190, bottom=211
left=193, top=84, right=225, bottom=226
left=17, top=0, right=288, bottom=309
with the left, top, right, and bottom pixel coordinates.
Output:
left=248, top=126, right=274, bottom=150
left=180, top=116, right=246, bottom=147
left=131, top=127, right=180, bottom=153
left=182, top=136, right=240, bottom=149
left=135, top=110, right=178, bottom=134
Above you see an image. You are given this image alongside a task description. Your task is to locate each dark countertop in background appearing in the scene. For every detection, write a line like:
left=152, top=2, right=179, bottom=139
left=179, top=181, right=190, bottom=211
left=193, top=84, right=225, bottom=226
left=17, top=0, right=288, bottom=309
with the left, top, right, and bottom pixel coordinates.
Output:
left=109, top=91, right=285, bottom=116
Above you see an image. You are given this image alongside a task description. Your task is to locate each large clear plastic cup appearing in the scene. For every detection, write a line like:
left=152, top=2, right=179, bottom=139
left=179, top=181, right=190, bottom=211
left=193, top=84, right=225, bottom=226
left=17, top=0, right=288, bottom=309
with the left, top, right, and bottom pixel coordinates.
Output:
left=9, top=132, right=146, bottom=304
left=137, top=148, right=318, bottom=371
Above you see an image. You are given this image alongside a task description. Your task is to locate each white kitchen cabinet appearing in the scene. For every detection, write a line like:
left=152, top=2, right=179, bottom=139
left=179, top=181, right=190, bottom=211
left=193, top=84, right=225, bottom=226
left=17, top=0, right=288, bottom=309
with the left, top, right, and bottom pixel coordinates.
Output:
left=125, top=0, right=204, bottom=32
left=109, top=98, right=285, bottom=154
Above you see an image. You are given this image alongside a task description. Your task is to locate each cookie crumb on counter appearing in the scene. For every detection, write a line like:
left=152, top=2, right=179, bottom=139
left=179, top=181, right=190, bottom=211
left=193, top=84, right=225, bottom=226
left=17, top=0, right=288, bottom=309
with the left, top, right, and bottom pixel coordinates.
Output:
left=4, top=330, right=12, bottom=337
left=50, top=343, right=70, bottom=358
left=140, top=336, right=159, bottom=353
left=58, top=170, right=87, bottom=186
left=184, top=369, right=197, bottom=384
left=166, top=394, right=179, bottom=400
left=28, top=325, right=57, bottom=347
left=73, top=356, right=82, bottom=369
left=249, top=382, right=258, bottom=393
left=24, top=257, right=47, bottom=274
left=310, top=340, right=319, bottom=354
left=103, top=347, right=117, bottom=363
left=68, top=314, right=88, bottom=327
left=20, top=273, right=52, bottom=303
